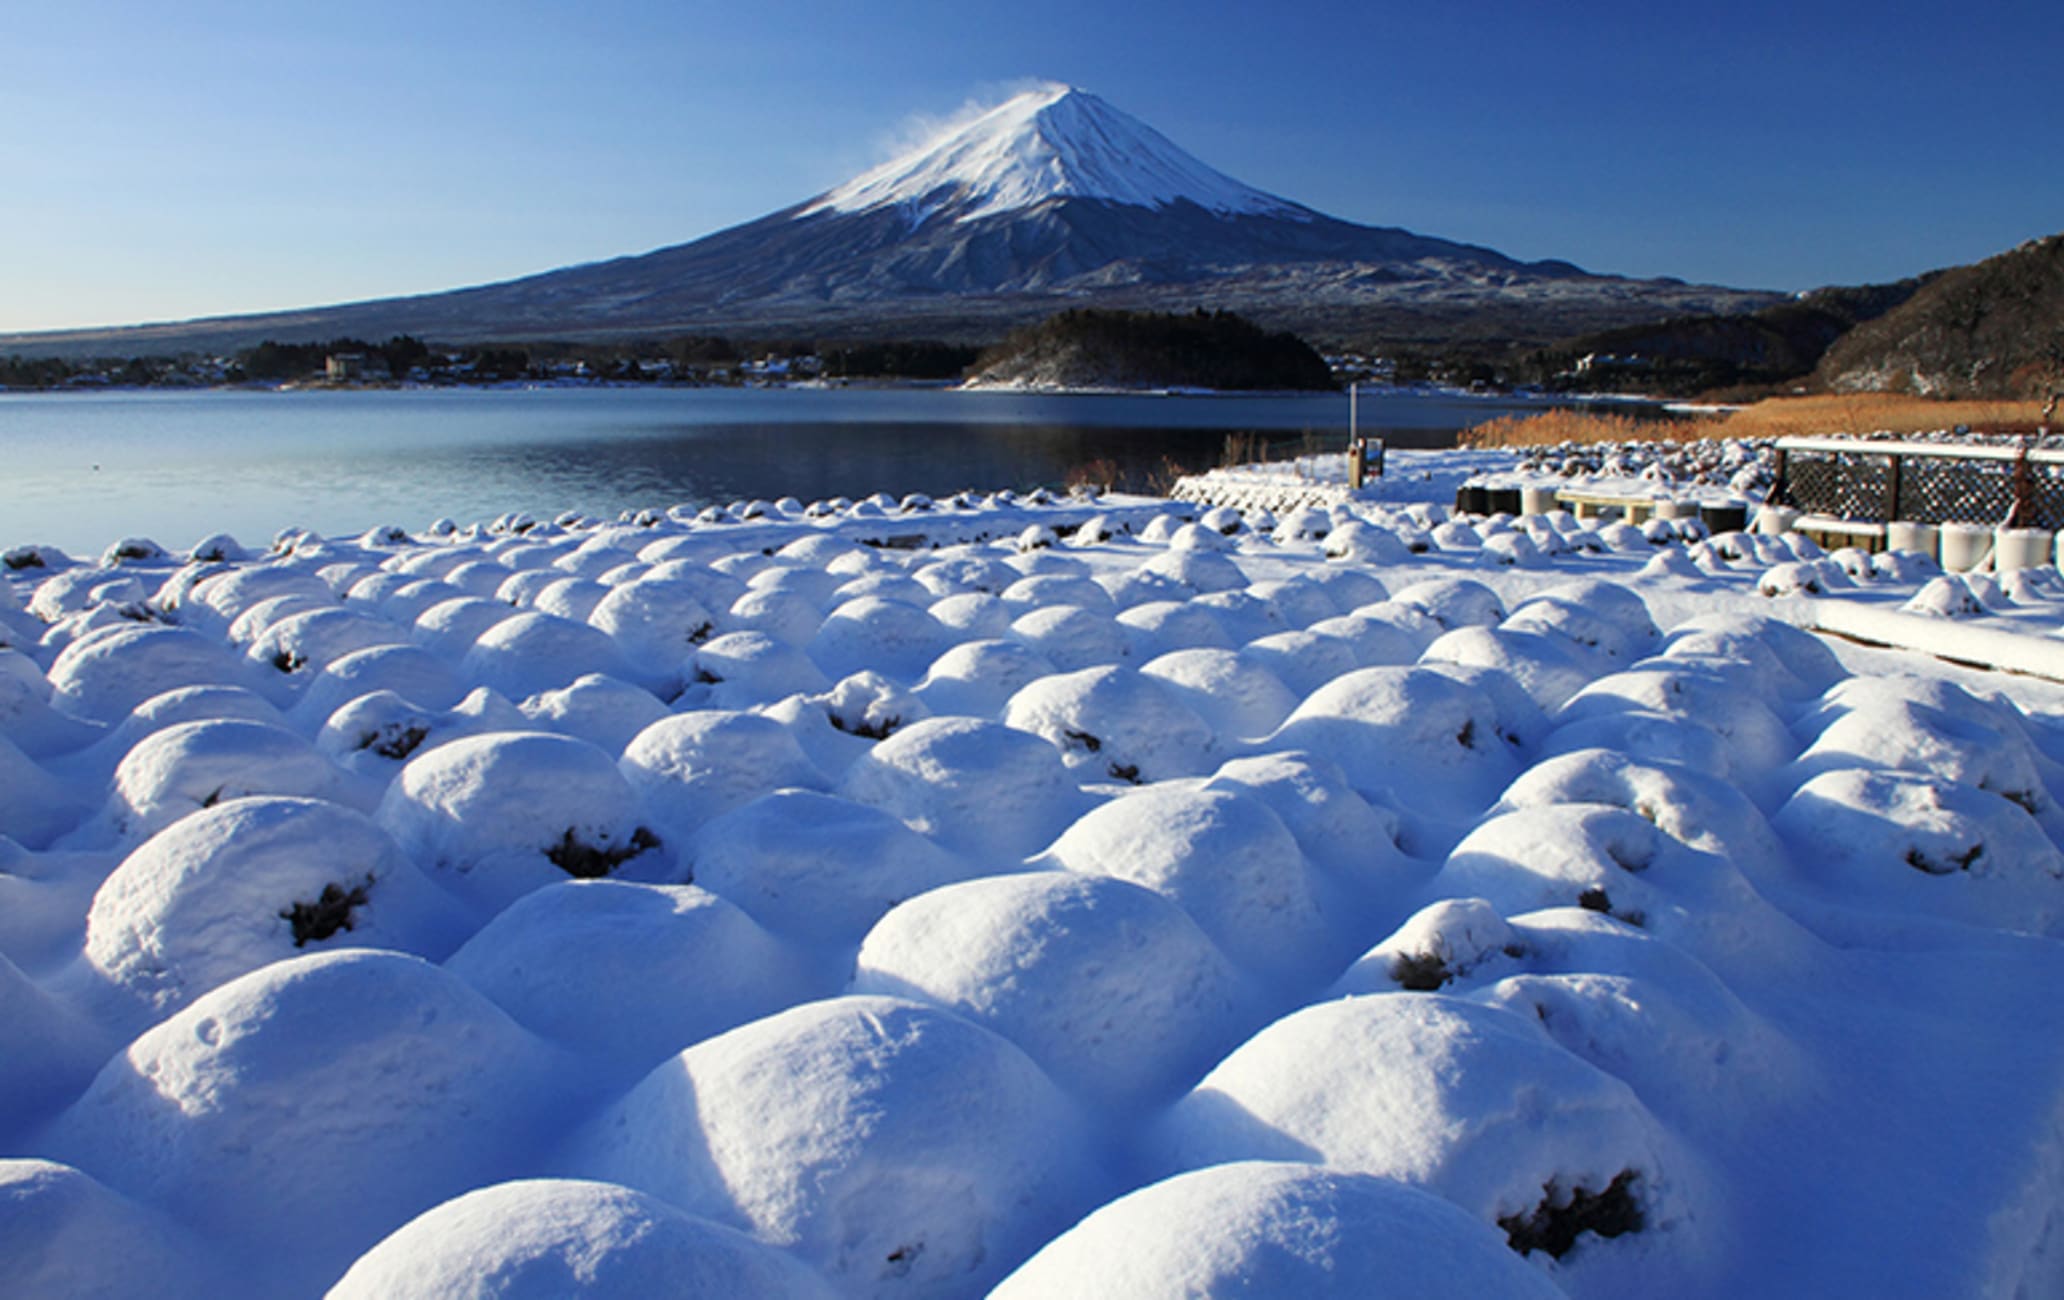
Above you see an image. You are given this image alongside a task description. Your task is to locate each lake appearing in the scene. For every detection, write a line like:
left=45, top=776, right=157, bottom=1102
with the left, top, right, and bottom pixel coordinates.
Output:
left=0, top=385, right=1565, bottom=556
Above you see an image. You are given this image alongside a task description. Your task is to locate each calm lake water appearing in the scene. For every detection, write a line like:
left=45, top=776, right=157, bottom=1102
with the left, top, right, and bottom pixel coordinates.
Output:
left=0, top=386, right=1564, bottom=556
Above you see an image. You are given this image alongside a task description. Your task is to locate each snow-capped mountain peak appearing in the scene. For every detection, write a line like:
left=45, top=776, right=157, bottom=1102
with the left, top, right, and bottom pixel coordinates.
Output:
left=801, top=85, right=1309, bottom=225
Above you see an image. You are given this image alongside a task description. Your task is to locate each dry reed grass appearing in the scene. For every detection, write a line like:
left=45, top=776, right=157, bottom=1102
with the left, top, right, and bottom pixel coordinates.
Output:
left=1714, top=394, right=2044, bottom=440
left=1459, top=395, right=2049, bottom=448
left=1459, top=408, right=1719, bottom=448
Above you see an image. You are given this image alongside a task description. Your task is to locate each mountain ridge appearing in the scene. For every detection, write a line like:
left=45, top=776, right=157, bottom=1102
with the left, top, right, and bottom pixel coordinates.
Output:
left=0, top=86, right=1779, bottom=359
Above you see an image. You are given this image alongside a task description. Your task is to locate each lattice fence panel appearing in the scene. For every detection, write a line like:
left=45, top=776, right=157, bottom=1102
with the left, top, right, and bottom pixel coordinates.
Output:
left=1784, top=451, right=1893, bottom=519
left=1897, top=457, right=2024, bottom=526
left=1783, top=449, right=2064, bottom=529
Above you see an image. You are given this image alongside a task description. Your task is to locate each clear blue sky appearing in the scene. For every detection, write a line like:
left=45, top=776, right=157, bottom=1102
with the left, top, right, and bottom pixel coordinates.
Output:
left=4, top=0, right=2060, bottom=332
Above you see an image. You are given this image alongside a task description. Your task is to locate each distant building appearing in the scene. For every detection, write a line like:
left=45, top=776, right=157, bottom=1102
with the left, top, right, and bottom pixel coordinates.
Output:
left=326, top=353, right=367, bottom=382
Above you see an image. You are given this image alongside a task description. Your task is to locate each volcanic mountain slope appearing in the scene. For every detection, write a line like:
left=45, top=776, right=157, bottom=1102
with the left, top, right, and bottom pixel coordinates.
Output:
left=1, top=85, right=1777, bottom=357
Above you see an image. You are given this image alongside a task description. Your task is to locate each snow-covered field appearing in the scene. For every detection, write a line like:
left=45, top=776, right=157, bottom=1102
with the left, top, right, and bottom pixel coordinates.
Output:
left=4, top=474, right=2063, bottom=1299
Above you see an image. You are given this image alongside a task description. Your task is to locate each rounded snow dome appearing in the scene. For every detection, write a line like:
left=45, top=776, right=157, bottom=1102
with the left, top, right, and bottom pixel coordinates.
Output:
left=836, top=716, right=1090, bottom=861
left=0, top=1159, right=224, bottom=1300
left=1134, top=548, right=1247, bottom=595
left=85, top=797, right=469, bottom=1018
left=460, top=612, right=640, bottom=702
left=993, top=1160, right=1567, bottom=1300
left=913, top=639, right=1059, bottom=720
left=515, top=672, right=669, bottom=757
left=688, top=630, right=831, bottom=706
left=618, top=712, right=826, bottom=849
left=1773, top=768, right=2064, bottom=935
left=585, top=579, right=718, bottom=668
left=807, top=596, right=953, bottom=683
left=445, top=880, right=815, bottom=1068
left=1267, top=666, right=1525, bottom=819
left=47, top=626, right=249, bottom=724
left=726, top=587, right=826, bottom=647
left=927, top=591, right=1015, bottom=639
left=377, top=730, right=669, bottom=917
left=101, top=718, right=359, bottom=847
left=409, top=595, right=517, bottom=658
left=1007, top=605, right=1131, bottom=673
left=1156, top=993, right=1678, bottom=1256
left=1390, top=576, right=1506, bottom=630
left=853, top=871, right=1258, bottom=1114
left=330, top=1178, right=838, bottom=1300
left=693, top=789, right=978, bottom=945
left=569, top=995, right=1096, bottom=1297
left=1003, top=665, right=1216, bottom=785
left=245, top=607, right=407, bottom=681
left=1241, top=629, right=1361, bottom=699
left=46, top=950, right=566, bottom=1296
left=1139, top=648, right=1299, bottom=743
left=1039, top=785, right=1343, bottom=989
left=1421, top=625, right=1599, bottom=713
left=286, top=643, right=466, bottom=726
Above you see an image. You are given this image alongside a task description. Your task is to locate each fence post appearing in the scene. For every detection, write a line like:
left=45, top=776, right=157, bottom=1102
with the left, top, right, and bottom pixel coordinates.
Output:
left=1885, top=452, right=1902, bottom=522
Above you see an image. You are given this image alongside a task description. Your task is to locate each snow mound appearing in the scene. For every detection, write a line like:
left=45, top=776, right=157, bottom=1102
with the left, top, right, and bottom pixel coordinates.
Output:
left=47, top=950, right=569, bottom=1295
left=84, top=796, right=468, bottom=1019
left=0, top=1159, right=224, bottom=1300
left=1006, top=604, right=1130, bottom=672
left=1773, top=768, right=2064, bottom=936
left=694, top=790, right=979, bottom=946
left=688, top=629, right=831, bottom=706
left=852, top=871, right=1260, bottom=1113
left=1003, top=665, right=1216, bottom=784
left=1241, top=629, right=1361, bottom=698
left=1267, top=666, right=1525, bottom=822
left=1391, top=576, right=1506, bottom=630
left=47, top=627, right=249, bottom=724
left=378, top=730, right=670, bottom=916
left=808, top=596, right=952, bottom=683
left=331, top=1178, right=839, bottom=1300
left=285, top=643, right=465, bottom=728
left=1334, top=897, right=1526, bottom=995
left=993, top=1160, right=1567, bottom=1299
left=569, top=995, right=1098, bottom=1298
left=1139, top=648, right=1299, bottom=743
left=836, top=717, right=1090, bottom=861
left=1037, top=785, right=1343, bottom=989
left=516, top=672, right=669, bottom=756
left=91, top=718, right=361, bottom=848
left=913, top=639, right=1057, bottom=720
left=1157, top=994, right=1683, bottom=1267
left=460, top=612, right=639, bottom=703
left=445, top=880, right=817, bottom=1069
left=618, top=711, right=827, bottom=848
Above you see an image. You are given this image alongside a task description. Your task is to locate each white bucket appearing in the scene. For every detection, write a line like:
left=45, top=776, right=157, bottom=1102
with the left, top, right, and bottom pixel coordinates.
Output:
left=1938, top=522, right=1992, bottom=573
left=1994, top=527, right=2053, bottom=573
left=1520, top=485, right=1559, bottom=517
left=1754, top=505, right=1801, bottom=535
left=1885, top=521, right=1938, bottom=555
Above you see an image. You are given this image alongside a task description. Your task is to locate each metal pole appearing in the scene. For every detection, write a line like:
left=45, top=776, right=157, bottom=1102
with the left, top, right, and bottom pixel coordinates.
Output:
left=1347, top=382, right=1364, bottom=490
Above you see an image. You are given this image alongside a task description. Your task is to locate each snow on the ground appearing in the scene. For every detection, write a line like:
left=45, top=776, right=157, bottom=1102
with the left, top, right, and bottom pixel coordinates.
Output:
left=4, top=477, right=2064, bottom=1298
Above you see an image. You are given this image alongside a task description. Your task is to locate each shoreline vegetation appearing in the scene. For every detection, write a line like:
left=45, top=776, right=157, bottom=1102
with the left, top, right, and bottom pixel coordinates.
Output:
left=1459, top=394, right=2052, bottom=448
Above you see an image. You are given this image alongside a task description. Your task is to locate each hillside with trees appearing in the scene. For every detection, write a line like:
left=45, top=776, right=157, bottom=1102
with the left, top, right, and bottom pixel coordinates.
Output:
left=965, top=309, right=1335, bottom=391
left=1510, top=277, right=1933, bottom=398
left=1816, top=234, right=2064, bottom=398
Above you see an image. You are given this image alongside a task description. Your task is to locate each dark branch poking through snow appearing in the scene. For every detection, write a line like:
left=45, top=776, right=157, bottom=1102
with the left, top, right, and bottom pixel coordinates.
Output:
left=1498, top=1171, right=1645, bottom=1259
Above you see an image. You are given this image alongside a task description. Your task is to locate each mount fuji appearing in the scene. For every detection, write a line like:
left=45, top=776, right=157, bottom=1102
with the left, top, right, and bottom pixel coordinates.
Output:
left=3, top=85, right=1777, bottom=355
